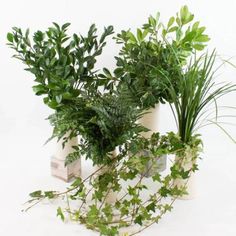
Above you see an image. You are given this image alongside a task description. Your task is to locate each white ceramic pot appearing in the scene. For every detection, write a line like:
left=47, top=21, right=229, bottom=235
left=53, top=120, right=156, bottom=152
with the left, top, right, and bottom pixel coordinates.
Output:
left=138, top=104, right=167, bottom=175
left=54, top=134, right=78, bottom=160
left=173, top=155, right=196, bottom=200
left=51, top=133, right=81, bottom=182
left=93, top=150, right=117, bottom=204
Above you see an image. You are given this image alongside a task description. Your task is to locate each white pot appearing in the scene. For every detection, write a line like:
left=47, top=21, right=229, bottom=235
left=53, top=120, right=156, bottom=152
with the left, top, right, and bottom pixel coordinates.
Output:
left=173, top=156, right=196, bottom=200
left=51, top=133, right=81, bottom=182
left=138, top=104, right=167, bottom=175
left=54, top=134, right=78, bottom=160
left=138, top=103, right=160, bottom=138
left=93, top=150, right=117, bottom=204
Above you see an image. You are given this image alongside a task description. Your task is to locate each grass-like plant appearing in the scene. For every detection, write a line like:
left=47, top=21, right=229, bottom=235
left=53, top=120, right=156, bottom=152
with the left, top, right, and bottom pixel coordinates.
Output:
left=164, top=50, right=236, bottom=143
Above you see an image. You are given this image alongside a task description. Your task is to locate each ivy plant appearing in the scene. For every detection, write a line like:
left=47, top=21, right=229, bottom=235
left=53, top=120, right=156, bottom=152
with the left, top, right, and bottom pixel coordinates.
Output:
left=25, top=132, right=202, bottom=236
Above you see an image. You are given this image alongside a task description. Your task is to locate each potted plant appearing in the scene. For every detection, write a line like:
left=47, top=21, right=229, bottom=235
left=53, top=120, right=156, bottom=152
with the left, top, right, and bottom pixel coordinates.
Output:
left=10, top=6, right=236, bottom=236
left=113, top=5, right=210, bottom=175
left=7, top=22, right=114, bottom=181
left=164, top=50, right=236, bottom=199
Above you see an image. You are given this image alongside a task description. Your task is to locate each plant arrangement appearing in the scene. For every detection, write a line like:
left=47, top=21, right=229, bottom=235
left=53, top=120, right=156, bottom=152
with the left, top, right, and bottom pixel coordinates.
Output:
left=7, top=21, right=115, bottom=180
left=7, top=5, right=236, bottom=236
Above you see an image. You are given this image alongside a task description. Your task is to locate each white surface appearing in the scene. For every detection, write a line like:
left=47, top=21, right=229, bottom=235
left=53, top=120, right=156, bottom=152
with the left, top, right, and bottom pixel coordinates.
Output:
left=0, top=0, right=236, bottom=235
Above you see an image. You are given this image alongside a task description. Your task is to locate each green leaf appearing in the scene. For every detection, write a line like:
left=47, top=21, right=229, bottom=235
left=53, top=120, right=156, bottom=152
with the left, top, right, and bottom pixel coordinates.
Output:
left=158, top=186, right=170, bottom=197
left=57, top=207, right=65, bottom=221
left=33, top=31, right=44, bottom=42
left=146, top=202, right=156, bottom=212
left=168, top=26, right=178, bottom=33
left=29, top=190, right=42, bottom=198
left=62, top=23, right=71, bottom=30
left=167, top=16, right=175, bottom=28
left=56, top=95, right=62, bottom=104
left=7, top=33, right=14, bottom=43
left=47, top=100, right=59, bottom=109
left=127, top=31, right=137, bottom=43
left=156, top=12, right=160, bottom=23
left=152, top=173, right=161, bottom=182
left=142, top=29, right=149, bottom=39
left=163, top=204, right=173, bottom=212
left=44, top=191, right=55, bottom=199
left=103, top=68, right=112, bottom=77
left=52, top=22, right=60, bottom=30
left=192, top=21, right=200, bottom=30
left=192, top=43, right=205, bottom=50
left=134, top=215, right=143, bottom=225
left=195, top=35, right=210, bottom=42
left=137, top=28, right=143, bottom=42
left=180, top=5, right=194, bottom=25
left=71, top=177, right=82, bottom=187
left=32, top=84, right=47, bottom=95
left=148, top=15, right=156, bottom=27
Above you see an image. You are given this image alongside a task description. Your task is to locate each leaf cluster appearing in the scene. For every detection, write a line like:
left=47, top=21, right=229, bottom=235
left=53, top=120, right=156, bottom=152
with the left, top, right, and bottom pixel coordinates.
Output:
left=49, top=91, right=145, bottom=165
left=114, top=6, right=210, bottom=109
left=7, top=23, right=114, bottom=110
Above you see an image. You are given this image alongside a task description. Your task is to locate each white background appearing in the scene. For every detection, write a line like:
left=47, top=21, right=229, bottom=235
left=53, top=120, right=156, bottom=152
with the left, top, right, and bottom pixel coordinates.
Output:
left=0, top=0, right=236, bottom=235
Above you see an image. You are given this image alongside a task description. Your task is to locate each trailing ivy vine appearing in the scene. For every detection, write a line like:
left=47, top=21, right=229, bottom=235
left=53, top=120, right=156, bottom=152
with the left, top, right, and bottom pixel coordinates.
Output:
left=26, top=132, right=202, bottom=236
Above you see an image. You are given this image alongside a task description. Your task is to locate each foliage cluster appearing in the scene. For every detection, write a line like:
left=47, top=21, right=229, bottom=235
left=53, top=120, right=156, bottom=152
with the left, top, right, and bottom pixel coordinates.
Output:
left=114, top=6, right=210, bottom=109
left=7, top=5, right=236, bottom=236
left=27, top=132, right=202, bottom=236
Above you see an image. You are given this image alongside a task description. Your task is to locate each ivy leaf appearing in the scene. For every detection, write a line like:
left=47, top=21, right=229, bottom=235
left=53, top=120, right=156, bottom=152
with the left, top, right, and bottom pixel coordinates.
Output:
left=163, top=204, right=173, bottom=212
left=152, top=173, right=161, bottom=182
left=44, top=191, right=55, bottom=199
left=146, top=202, right=156, bottom=212
left=134, top=215, right=143, bottom=225
left=57, top=207, right=65, bottom=221
left=158, top=186, right=170, bottom=197
left=71, top=177, right=82, bottom=187
left=29, top=190, right=42, bottom=198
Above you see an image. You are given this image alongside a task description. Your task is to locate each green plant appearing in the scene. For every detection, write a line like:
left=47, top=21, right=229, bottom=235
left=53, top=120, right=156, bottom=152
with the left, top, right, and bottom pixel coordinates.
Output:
left=7, top=23, right=114, bottom=110
left=10, top=6, right=236, bottom=236
left=25, top=132, right=201, bottom=236
left=114, top=6, right=210, bottom=109
left=163, top=50, right=236, bottom=143
left=49, top=90, right=145, bottom=165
